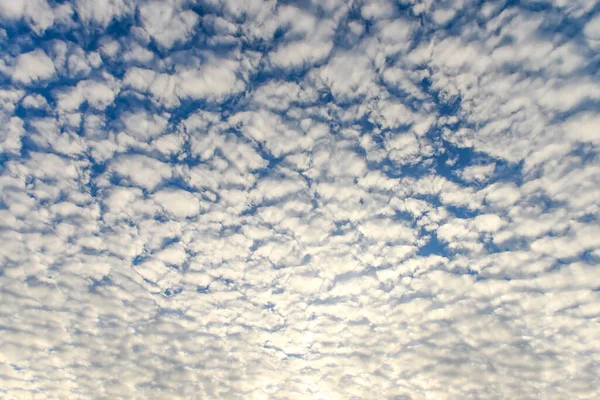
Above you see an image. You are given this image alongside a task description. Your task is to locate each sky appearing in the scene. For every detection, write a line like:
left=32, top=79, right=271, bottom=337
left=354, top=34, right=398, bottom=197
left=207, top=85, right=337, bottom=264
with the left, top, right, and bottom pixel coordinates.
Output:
left=0, top=0, right=599, bottom=399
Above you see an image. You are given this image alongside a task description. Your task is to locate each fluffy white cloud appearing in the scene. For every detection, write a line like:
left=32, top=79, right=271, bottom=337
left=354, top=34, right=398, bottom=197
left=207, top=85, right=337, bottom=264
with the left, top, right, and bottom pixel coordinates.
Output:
left=120, top=110, right=169, bottom=142
left=0, top=0, right=56, bottom=32
left=11, top=50, right=56, bottom=84
left=0, top=116, right=25, bottom=154
left=459, top=164, right=495, bottom=182
left=176, top=61, right=245, bottom=100
left=123, top=58, right=246, bottom=106
left=56, top=75, right=120, bottom=111
left=585, top=14, right=600, bottom=41
left=139, top=1, right=199, bottom=48
left=108, top=154, right=173, bottom=190
left=21, top=93, right=48, bottom=109
left=315, top=50, right=377, bottom=100
left=268, top=5, right=338, bottom=69
left=472, top=213, right=505, bottom=233
left=74, top=0, right=133, bottom=27
left=153, top=189, right=202, bottom=219
left=432, top=7, right=456, bottom=25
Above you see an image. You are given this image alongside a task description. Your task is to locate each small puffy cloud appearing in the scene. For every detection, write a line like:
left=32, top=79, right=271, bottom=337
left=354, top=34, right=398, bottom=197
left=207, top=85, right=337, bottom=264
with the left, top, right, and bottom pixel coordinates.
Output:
left=370, top=98, right=421, bottom=130
left=228, top=110, right=320, bottom=157
left=562, top=112, right=600, bottom=145
left=585, top=14, right=600, bottom=40
left=530, top=224, right=600, bottom=260
left=269, top=39, right=333, bottom=69
left=484, top=182, right=522, bottom=208
left=21, top=94, right=48, bottom=109
left=460, top=164, right=495, bottom=182
left=153, top=189, right=202, bottom=219
left=74, top=0, right=133, bottom=27
left=124, top=58, right=245, bottom=106
left=251, top=80, right=317, bottom=111
left=0, top=0, right=55, bottom=32
left=432, top=7, right=456, bottom=25
left=0, top=117, right=25, bottom=154
left=176, top=60, right=245, bottom=101
left=472, top=213, right=505, bottom=233
left=268, top=6, right=336, bottom=69
left=358, top=218, right=416, bottom=243
left=385, top=133, right=425, bottom=165
left=56, top=76, right=120, bottom=111
left=109, top=155, right=173, bottom=190
left=315, top=51, right=376, bottom=101
left=11, top=50, right=56, bottom=84
left=361, top=0, right=396, bottom=20
left=120, top=110, right=169, bottom=142
left=286, top=273, right=325, bottom=295
left=139, top=2, right=199, bottom=48
left=123, top=67, right=179, bottom=107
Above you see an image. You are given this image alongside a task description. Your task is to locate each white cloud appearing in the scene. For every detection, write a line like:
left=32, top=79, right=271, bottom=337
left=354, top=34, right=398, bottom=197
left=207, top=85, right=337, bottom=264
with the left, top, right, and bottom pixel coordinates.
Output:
left=361, top=0, right=396, bottom=20
left=432, top=8, right=456, bottom=24
left=74, top=0, right=133, bottom=27
left=139, top=1, right=199, bottom=48
left=11, top=50, right=56, bottom=84
left=484, top=182, right=521, bottom=208
left=21, top=93, right=48, bottom=109
left=472, top=213, right=505, bottom=233
left=0, top=117, right=25, bottom=154
left=268, top=6, right=338, bottom=69
left=585, top=14, right=600, bottom=41
left=460, top=164, right=495, bottom=182
left=562, top=112, right=600, bottom=145
left=269, top=39, right=333, bottom=69
left=228, top=110, right=321, bottom=157
left=251, top=80, right=317, bottom=111
left=176, top=60, right=245, bottom=100
left=0, top=0, right=55, bottom=32
left=56, top=76, right=120, bottom=111
left=120, top=110, right=169, bottom=142
left=108, top=154, right=173, bottom=190
left=124, top=58, right=246, bottom=106
left=385, top=132, right=426, bottom=165
left=153, top=189, right=202, bottom=219
left=315, top=51, right=376, bottom=101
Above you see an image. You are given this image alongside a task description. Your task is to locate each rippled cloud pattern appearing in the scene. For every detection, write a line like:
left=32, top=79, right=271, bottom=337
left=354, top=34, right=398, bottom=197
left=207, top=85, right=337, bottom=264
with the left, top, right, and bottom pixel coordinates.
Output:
left=1, top=0, right=600, bottom=399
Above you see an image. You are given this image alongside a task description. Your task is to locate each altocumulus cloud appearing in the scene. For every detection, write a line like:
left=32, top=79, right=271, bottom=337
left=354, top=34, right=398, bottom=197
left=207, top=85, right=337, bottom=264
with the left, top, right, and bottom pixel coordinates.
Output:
left=1, top=0, right=600, bottom=399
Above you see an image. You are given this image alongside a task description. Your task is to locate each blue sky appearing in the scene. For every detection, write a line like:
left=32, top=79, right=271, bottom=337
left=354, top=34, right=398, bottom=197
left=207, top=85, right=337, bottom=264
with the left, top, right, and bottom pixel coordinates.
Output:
left=1, top=0, right=600, bottom=398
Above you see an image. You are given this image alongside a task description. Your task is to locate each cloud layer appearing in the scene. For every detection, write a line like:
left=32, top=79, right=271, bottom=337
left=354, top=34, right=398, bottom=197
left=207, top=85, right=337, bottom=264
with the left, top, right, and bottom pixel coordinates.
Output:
left=1, top=0, right=599, bottom=399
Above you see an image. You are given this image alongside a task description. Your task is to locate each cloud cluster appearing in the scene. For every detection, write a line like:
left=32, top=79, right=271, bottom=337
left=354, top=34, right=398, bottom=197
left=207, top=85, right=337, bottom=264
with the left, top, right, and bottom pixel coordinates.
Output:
left=1, top=0, right=599, bottom=399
